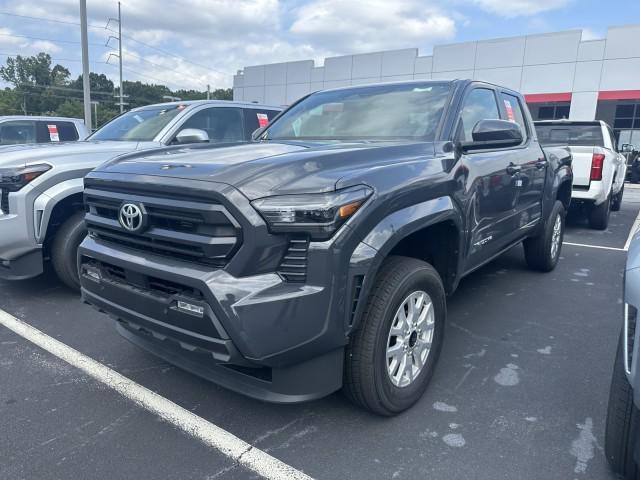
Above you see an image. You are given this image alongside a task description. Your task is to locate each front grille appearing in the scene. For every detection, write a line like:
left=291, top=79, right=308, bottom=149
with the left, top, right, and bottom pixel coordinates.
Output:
left=84, top=186, right=241, bottom=267
left=89, top=258, right=204, bottom=300
left=277, top=237, right=309, bottom=282
left=0, top=190, right=8, bottom=214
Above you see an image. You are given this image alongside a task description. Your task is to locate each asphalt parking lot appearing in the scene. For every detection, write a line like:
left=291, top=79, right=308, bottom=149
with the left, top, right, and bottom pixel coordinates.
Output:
left=2, top=188, right=640, bottom=480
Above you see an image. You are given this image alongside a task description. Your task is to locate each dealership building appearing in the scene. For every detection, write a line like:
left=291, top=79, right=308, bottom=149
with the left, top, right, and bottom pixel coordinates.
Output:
left=233, top=24, right=640, bottom=145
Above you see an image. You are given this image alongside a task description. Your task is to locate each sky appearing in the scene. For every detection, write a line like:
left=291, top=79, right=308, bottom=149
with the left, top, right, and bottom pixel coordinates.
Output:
left=0, top=0, right=638, bottom=92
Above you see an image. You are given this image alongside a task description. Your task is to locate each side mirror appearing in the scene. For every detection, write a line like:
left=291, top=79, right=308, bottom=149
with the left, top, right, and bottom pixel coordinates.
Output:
left=462, top=119, right=523, bottom=151
left=175, top=128, right=209, bottom=144
left=622, top=143, right=634, bottom=153
left=251, top=126, right=265, bottom=141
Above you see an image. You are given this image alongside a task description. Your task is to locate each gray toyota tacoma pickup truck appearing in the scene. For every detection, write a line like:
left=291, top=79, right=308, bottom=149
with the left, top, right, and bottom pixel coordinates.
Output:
left=0, top=100, right=281, bottom=289
left=79, top=80, right=572, bottom=415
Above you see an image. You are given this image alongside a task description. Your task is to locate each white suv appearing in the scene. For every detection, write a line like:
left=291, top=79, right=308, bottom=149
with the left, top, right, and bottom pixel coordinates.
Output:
left=535, top=120, right=627, bottom=229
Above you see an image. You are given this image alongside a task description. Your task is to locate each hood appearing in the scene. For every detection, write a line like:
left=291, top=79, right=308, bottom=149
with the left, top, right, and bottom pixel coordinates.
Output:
left=0, top=140, right=159, bottom=169
left=95, top=140, right=437, bottom=199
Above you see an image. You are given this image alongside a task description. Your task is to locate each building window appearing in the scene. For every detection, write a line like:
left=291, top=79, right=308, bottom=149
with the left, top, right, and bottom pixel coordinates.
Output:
left=613, top=103, right=640, bottom=146
left=528, top=102, right=571, bottom=121
left=596, top=100, right=640, bottom=147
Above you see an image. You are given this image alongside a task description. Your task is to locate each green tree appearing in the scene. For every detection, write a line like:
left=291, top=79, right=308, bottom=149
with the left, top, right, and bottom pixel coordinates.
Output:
left=0, top=88, right=21, bottom=115
left=0, top=53, right=71, bottom=115
left=0, top=52, right=232, bottom=120
left=54, top=100, right=83, bottom=119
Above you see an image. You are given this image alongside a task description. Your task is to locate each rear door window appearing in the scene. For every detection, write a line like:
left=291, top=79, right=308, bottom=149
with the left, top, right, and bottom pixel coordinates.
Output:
left=36, top=121, right=80, bottom=142
left=243, top=109, right=280, bottom=139
left=500, top=93, right=528, bottom=141
left=536, top=124, right=604, bottom=147
left=0, top=120, right=36, bottom=145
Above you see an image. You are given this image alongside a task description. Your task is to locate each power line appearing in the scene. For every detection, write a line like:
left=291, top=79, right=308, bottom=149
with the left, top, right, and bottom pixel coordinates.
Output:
left=0, top=11, right=104, bottom=30
left=102, top=61, right=181, bottom=89
left=0, top=52, right=104, bottom=64
left=15, top=83, right=114, bottom=96
left=0, top=11, right=231, bottom=77
left=123, top=50, right=206, bottom=84
left=0, top=32, right=107, bottom=47
left=16, top=90, right=85, bottom=102
left=105, top=28, right=231, bottom=77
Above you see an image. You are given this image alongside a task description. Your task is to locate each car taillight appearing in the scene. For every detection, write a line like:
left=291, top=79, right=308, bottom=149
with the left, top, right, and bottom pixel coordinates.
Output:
left=590, top=153, right=605, bottom=181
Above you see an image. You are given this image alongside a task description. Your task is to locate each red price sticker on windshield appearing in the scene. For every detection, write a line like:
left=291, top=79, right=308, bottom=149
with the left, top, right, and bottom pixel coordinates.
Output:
left=47, top=124, right=60, bottom=142
left=503, top=99, right=515, bottom=122
left=257, top=113, right=269, bottom=128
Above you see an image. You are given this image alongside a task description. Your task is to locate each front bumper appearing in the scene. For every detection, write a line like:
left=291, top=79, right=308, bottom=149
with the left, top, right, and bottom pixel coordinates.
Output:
left=79, top=237, right=350, bottom=403
left=0, top=248, right=43, bottom=280
left=0, top=197, right=42, bottom=279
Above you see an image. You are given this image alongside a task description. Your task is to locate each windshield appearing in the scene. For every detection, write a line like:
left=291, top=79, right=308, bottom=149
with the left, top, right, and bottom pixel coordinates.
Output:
left=536, top=123, right=604, bottom=147
left=263, top=82, right=451, bottom=141
left=89, top=105, right=185, bottom=141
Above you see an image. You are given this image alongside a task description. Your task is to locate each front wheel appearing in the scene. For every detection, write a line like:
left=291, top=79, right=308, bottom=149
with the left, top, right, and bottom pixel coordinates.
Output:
left=51, top=211, right=87, bottom=291
left=523, top=200, right=565, bottom=272
left=344, top=256, right=446, bottom=416
left=605, top=333, right=640, bottom=479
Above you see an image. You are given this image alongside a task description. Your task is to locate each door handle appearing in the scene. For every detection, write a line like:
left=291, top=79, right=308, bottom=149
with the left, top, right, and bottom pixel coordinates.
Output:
left=536, top=159, right=548, bottom=169
left=506, top=164, right=521, bottom=175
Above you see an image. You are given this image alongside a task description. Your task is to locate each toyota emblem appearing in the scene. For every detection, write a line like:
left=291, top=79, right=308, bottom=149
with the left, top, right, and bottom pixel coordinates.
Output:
left=118, top=203, right=145, bottom=232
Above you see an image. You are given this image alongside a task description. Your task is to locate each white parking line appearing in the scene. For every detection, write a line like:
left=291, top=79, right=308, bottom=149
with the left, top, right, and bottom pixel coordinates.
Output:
left=563, top=242, right=627, bottom=252
left=0, top=309, right=312, bottom=480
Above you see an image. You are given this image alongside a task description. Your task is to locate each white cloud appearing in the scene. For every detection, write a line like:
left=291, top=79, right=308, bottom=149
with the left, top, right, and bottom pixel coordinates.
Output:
left=290, top=0, right=456, bottom=52
left=0, top=0, right=583, bottom=91
left=29, top=41, right=62, bottom=54
left=472, top=0, right=572, bottom=17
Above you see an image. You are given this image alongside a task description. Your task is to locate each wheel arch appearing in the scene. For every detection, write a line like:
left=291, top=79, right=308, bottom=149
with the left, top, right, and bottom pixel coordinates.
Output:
left=35, top=178, right=86, bottom=255
left=347, top=196, right=463, bottom=334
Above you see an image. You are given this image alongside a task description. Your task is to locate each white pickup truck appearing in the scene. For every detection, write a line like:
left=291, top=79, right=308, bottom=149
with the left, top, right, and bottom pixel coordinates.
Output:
left=535, top=120, right=627, bottom=229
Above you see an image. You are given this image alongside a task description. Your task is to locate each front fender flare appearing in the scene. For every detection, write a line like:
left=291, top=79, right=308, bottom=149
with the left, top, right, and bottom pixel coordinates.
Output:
left=347, top=196, right=462, bottom=332
left=33, top=177, right=85, bottom=243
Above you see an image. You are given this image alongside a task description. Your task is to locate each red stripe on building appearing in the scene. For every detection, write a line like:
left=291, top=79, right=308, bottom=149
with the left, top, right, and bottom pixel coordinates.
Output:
left=524, top=93, right=572, bottom=103
left=598, top=90, right=640, bottom=101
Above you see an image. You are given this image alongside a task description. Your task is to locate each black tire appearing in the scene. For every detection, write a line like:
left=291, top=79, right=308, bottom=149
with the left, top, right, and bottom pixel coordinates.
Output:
left=613, top=184, right=625, bottom=212
left=523, top=200, right=565, bottom=272
left=589, top=194, right=611, bottom=230
left=344, top=256, right=446, bottom=416
left=50, top=211, right=86, bottom=291
left=605, top=332, right=640, bottom=480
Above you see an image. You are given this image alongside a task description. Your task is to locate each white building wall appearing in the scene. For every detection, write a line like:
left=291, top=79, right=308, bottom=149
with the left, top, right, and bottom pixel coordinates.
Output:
left=234, top=25, right=640, bottom=122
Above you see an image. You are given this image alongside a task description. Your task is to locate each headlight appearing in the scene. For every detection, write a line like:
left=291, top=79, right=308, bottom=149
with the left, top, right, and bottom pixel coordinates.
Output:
left=251, top=185, right=373, bottom=240
left=0, top=164, right=51, bottom=192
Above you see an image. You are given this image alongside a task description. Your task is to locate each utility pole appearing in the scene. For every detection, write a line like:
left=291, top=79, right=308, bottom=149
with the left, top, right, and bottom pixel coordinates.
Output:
left=90, top=100, right=99, bottom=130
left=79, top=0, right=92, bottom=130
left=207, top=84, right=210, bottom=100
left=117, top=2, right=123, bottom=113
left=107, top=3, right=127, bottom=112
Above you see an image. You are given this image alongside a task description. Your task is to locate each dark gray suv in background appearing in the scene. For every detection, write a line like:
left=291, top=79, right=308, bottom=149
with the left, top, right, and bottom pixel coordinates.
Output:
left=79, top=80, right=573, bottom=415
